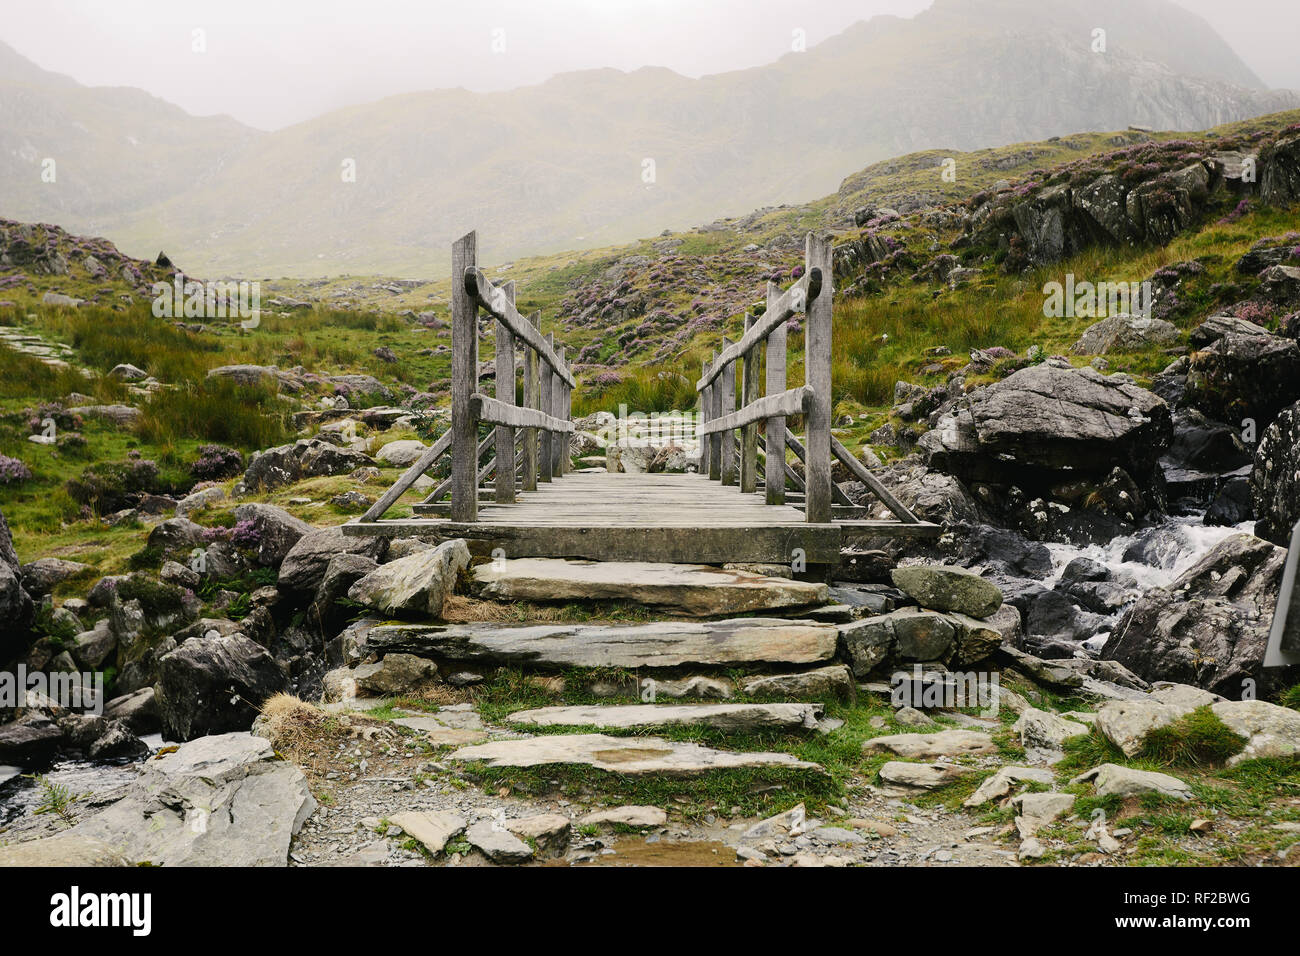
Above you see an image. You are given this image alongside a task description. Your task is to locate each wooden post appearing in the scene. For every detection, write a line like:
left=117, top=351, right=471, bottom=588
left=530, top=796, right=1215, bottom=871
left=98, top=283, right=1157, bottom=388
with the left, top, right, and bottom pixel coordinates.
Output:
left=521, top=313, right=539, bottom=492
left=493, top=281, right=517, bottom=504
left=740, top=316, right=760, bottom=493
left=764, top=281, right=788, bottom=506
left=698, top=358, right=711, bottom=477
left=804, top=232, right=833, bottom=523
left=553, top=345, right=568, bottom=476
left=719, top=338, right=737, bottom=486
left=450, top=231, right=478, bottom=522
left=707, top=351, right=722, bottom=481
left=538, top=332, right=554, bottom=483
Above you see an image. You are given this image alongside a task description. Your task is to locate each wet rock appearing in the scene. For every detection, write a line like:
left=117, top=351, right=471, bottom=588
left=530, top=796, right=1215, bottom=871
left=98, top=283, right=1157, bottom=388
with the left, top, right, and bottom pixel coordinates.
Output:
left=1186, top=333, right=1300, bottom=427
left=0, top=714, right=63, bottom=765
left=1251, top=401, right=1300, bottom=546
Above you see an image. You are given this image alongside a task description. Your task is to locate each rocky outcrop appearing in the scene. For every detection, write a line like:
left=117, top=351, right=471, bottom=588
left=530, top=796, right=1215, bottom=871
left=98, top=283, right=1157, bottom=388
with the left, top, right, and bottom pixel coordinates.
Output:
left=155, top=631, right=287, bottom=740
left=72, top=733, right=315, bottom=866
left=277, top=526, right=388, bottom=595
left=231, top=503, right=314, bottom=567
left=919, top=364, right=1171, bottom=485
left=1102, top=533, right=1294, bottom=695
left=1186, top=333, right=1300, bottom=427
left=1251, top=401, right=1300, bottom=547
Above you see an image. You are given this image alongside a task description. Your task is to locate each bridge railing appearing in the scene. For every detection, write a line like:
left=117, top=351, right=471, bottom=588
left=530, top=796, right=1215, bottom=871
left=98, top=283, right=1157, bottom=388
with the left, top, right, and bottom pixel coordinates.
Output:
left=360, top=229, right=574, bottom=523
left=695, top=231, right=920, bottom=526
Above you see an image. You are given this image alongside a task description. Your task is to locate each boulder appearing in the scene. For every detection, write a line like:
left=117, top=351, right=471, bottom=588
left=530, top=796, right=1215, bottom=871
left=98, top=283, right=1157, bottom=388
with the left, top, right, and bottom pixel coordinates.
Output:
left=1251, top=401, right=1300, bottom=546
left=918, top=365, right=1171, bottom=483
left=375, top=439, right=429, bottom=467
left=297, top=440, right=375, bottom=478
left=102, top=687, right=158, bottom=733
left=963, top=766, right=1054, bottom=807
left=739, top=665, right=855, bottom=701
left=19, top=557, right=89, bottom=595
left=577, top=806, right=666, bottom=827
left=1260, top=134, right=1300, bottom=206
left=1012, top=707, right=1092, bottom=751
left=1186, top=333, right=1300, bottom=427
left=309, top=553, right=379, bottom=632
left=862, top=729, right=997, bottom=759
left=352, top=653, right=438, bottom=696
left=1069, top=763, right=1192, bottom=800
left=1210, top=699, right=1300, bottom=765
left=242, top=443, right=303, bottom=492
left=231, top=503, right=314, bottom=567
left=1011, top=792, right=1075, bottom=839
left=1189, top=314, right=1271, bottom=348
left=0, top=714, right=63, bottom=765
left=155, top=631, right=287, bottom=740
left=890, top=565, right=1003, bottom=617
left=1070, top=315, right=1177, bottom=355
left=1101, top=533, right=1293, bottom=695
left=72, top=733, right=315, bottom=866
left=387, top=810, right=465, bottom=855
left=877, top=761, right=972, bottom=790
left=0, top=510, right=34, bottom=660
left=347, top=538, right=470, bottom=618
left=277, top=526, right=387, bottom=594
left=472, top=558, right=828, bottom=616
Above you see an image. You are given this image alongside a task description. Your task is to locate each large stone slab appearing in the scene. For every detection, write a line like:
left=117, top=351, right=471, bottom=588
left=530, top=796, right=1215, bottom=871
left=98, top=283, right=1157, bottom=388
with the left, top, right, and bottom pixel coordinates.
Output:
left=0, top=832, right=133, bottom=867
left=71, top=733, right=316, bottom=866
left=862, top=729, right=997, bottom=759
left=447, top=733, right=823, bottom=776
left=364, top=618, right=838, bottom=669
left=472, top=558, right=828, bottom=615
left=505, top=702, right=823, bottom=733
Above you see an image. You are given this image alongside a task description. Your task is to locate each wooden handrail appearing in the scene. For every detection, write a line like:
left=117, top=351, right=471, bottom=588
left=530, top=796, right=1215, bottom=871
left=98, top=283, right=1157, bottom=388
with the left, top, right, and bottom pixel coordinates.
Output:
left=465, top=266, right=575, bottom=387
left=696, top=386, right=811, bottom=436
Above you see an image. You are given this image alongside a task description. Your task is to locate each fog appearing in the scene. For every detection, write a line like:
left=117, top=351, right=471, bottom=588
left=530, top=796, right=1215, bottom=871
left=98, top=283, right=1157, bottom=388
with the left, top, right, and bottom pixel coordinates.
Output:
left=3, top=0, right=1295, bottom=131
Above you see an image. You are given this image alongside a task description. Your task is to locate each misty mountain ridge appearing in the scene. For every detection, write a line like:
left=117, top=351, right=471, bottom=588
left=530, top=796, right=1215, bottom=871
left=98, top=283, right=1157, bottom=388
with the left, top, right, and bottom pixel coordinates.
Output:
left=0, top=0, right=1295, bottom=277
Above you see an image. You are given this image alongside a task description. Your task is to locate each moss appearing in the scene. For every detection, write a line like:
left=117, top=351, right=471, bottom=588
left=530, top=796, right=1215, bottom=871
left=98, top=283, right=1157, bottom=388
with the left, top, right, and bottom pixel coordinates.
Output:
left=1139, top=707, right=1248, bottom=769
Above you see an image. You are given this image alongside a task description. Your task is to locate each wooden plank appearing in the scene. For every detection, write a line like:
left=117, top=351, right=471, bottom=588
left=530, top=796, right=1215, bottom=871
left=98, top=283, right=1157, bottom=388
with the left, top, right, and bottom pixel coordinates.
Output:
left=450, top=231, right=479, bottom=523
left=764, top=280, right=788, bottom=506
left=358, top=428, right=453, bottom=522
left=538, top=335, right=553, bottom=483
left=830, top=434, right=919, bottom=523
left=343, top=521, right=842, bottom=564
left=697, top=387, right=810, bottom=436
left=494, top=281, right=516, bottom=505
left=521, top=312, right=539, bottom=492
left=803, top=232, right=833, bottom=524
left=464, top=266, right=574, bottom=386
left=837, top=519, right=943, bottom=539
left=720, top=337, right=737, bottom=486
left=471, top=394, right=572, bottom=432
left=696, top=267, right=822, bottom=390
left=428, top=432, right=495, bottom=502
left=740, top=315, right=760, bottom=493
left=783, top=431, right=853, bottom=506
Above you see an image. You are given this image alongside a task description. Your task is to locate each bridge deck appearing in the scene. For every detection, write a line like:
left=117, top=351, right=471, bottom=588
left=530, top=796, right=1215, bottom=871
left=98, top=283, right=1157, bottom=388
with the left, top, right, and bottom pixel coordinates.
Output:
left=342, top=471, right=884, bottom=564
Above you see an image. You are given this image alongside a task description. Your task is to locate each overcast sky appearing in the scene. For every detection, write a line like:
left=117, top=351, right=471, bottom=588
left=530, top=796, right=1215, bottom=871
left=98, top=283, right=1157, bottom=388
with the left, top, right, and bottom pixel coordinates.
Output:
left=3, top=0, right=1297, bottom=130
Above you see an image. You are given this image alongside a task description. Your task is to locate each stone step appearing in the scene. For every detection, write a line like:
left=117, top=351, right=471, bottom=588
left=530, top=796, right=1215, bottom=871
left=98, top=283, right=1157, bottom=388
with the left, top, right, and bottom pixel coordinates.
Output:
left=447, top=733, right=824, bottom=776
left=364, top=617, right=838, bottom=669
left=504, top=702, right=823, bottom=733
left=473, top=558, right=827, bottom=616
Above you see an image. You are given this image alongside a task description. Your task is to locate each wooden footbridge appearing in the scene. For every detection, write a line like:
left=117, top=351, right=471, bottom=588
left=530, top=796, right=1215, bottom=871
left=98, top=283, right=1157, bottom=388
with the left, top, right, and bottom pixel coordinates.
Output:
left=343, top=230, right=939, bottom=565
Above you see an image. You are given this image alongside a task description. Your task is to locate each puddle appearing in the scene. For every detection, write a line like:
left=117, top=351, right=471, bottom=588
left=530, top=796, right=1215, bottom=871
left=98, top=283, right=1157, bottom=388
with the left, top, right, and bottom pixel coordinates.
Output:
left=558, top=838, right=739, bottom=867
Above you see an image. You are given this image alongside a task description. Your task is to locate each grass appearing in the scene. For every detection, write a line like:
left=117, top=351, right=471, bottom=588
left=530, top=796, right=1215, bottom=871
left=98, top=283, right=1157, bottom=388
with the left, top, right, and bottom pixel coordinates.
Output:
left=1139, top=708, right=1247, bottom=769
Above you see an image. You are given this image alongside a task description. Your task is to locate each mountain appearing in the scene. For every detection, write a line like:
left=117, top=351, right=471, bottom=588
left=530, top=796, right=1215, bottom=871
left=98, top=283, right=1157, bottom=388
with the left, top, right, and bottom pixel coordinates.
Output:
left=1, top=0, right=1296, bottom=277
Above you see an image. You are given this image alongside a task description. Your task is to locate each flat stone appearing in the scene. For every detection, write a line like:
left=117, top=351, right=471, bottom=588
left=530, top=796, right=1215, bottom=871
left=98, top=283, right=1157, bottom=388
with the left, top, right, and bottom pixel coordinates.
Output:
left=1210, top=699, right=1300, bottom=765
left=0, top=832, right=132, bottom=867
left=465, top=820, right=534, bottom=863
left=1011, top=791, right=1075, bottom=839
left=739, top=665, right=855, bottom=701
left=890, top=565, right=1003, bottom=618
left=577, top=806, right=667, bottom=827
left=964, top=766, right=1055, bottom=807
left=365, top=618, right=838, bottom=669
left=1095, top=700, right=1183, bottom=757
left=1069, top=763, right=1192, bottom=800
left=1012, top=708, right=1092, bottom=751
left=877, top=761, right=974, bottom=790
left=387, top=810, right=465, bottom=854
left=863, top=730, right=997, bottom=759
left=472, top=558, right=828, bottom=616
left=505, top=814, right=571, bottom=851
left=505, top=702, right=823, bottom=733
left=447, top=734, right=823, bottom=776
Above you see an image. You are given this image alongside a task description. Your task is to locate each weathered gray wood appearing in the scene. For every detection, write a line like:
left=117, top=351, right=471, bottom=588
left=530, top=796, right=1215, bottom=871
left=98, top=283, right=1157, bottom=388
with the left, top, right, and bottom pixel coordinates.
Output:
left=764, top=280, right=788, bottom=506
left=829, top=434, right=919, bottom=523
left=696, top=267, right=822, bottom=390
left=553, top=345, right=568, bottom=476
left=740, top=315, right=760, bottom=493
left=698, top=357, right=712, bottom=477
left=359, top=428, right=453, bottom=522
left=464, top=266, right=574, bottom=386
left=707, top=351, right=722, bottom=482
left=803, top=232, right=833, bottom=524
left=720, top=337, right=737, bottom=486
left=471, top=394, right=573, bottom=432
left=782, top=431, right=853, bottom=506
left=538, top=333, right=554, bottom=484
left=697, top=386, right=810, bottom=436
left=836, top=519, right=943, bottom=539
left=521, top=312, right=539, bottom=492
left=494, top=281, right=517, bottom=504
left=428, top=432, right=494, bottom=503
left=450, top=231, right=479, bottom=522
